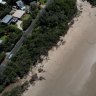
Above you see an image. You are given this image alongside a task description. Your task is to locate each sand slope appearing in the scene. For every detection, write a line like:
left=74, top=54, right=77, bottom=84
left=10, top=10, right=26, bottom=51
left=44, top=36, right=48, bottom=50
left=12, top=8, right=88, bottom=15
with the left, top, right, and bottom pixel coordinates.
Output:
left=23, top=0, right=96, bottom=96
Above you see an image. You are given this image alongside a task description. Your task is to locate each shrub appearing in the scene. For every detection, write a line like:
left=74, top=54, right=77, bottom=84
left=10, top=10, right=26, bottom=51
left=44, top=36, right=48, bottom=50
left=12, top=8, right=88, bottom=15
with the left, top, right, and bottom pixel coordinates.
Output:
left=22, top=15, right=32, bottom=31
left=0, top=52, right=5, bottom=64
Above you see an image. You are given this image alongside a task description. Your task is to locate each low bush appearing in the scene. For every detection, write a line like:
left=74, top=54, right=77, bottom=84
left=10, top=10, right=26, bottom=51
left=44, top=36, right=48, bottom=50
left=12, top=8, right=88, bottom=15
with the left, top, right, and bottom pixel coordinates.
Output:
left=22, top=15, right=32, bottom=31
left=0, top=0, right=77, bottom=93
left=0, top=52, right=5, bottom=64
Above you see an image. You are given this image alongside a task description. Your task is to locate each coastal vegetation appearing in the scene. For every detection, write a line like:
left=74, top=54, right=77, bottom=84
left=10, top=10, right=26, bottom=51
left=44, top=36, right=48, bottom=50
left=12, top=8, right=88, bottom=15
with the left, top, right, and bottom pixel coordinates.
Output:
left=0, top=25, right=22, bottom=52
left=5, top=0, right=32, bottom=5
left=0, top=0, right=77, bottom=94
left=2, top=81, right=29, bottom=96
left=0, top=24, right=22, bottom=63
left=22, top=14, right=32, bottom=30
left=0, top=4, right=11, bottom=19
left=87, top=0, right=96, bottom=6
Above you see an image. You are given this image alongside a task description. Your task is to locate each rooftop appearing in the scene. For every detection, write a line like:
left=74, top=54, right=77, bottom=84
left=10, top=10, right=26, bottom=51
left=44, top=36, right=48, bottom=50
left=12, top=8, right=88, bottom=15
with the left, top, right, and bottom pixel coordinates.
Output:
left=0, top=0, right=6, bottom=4
left=12, top=10, right=25, bottom=19
left=1, top=15, right=13, bottom=24
left=16, top=0, right=25, bottom=9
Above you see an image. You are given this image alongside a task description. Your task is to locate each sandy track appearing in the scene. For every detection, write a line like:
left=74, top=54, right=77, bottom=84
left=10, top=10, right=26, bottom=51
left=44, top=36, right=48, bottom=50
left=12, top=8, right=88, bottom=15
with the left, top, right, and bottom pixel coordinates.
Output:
left=23, top=1, right=96, bottom=96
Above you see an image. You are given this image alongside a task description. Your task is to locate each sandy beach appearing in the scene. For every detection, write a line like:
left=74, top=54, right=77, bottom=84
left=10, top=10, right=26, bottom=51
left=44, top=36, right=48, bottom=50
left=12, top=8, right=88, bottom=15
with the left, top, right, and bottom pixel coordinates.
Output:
left=23, top=0, right=96, bottom=96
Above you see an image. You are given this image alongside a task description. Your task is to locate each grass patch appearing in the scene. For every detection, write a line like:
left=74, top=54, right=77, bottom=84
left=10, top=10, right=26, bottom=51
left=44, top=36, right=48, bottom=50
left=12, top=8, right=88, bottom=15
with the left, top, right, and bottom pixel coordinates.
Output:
left=40, top=0, right=47, bottom=4
left=21, top=14, right=31, bottom=21
left=0, top=36, right=7, bottom=42
left=0, top=0, right=77, bottom=94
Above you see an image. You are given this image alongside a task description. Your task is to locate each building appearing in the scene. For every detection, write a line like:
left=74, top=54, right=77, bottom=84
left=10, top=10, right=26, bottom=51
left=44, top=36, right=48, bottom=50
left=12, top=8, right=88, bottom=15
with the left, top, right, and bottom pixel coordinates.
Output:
left=1, top=15, right=13, bottom=24
left=16, top=0, right=26, bottom=10
left=12, top=10, right=25, bottom=19
left=0, top=0, right=6, bottom=4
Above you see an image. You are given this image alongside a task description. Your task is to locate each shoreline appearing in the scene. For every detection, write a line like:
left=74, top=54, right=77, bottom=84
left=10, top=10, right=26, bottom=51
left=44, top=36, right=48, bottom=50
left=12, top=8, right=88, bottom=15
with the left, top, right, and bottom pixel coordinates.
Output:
left=23, top=0, right=96, bottom=96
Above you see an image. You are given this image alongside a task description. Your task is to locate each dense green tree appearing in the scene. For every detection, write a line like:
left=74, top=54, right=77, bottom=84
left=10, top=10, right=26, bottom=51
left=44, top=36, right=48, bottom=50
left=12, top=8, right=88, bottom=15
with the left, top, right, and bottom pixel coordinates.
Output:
left=0, top=4, right=11, bottom=19
left=5, top=0, right=37, bottom=5
left=22, top=15, right=32, bottom=30
left=0, top=25, right=22, bottom=52
left=0, top=0, right=77, bottom=94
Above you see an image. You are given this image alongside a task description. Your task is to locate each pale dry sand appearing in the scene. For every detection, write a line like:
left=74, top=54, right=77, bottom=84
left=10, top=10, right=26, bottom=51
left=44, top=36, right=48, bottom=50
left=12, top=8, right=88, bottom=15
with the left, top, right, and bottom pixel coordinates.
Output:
left=23, top=0, right=96, bottom=96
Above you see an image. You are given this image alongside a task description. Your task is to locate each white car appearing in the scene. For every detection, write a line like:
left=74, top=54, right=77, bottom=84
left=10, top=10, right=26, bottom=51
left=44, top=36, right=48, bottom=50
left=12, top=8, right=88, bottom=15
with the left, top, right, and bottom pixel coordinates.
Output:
left=9, top=54, right=13, bottom=59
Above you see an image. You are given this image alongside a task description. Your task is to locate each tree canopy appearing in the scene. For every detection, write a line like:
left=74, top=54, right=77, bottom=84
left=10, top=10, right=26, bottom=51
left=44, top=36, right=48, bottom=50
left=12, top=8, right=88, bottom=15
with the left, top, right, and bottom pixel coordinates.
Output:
left=0, top=0, right=77, bottom=94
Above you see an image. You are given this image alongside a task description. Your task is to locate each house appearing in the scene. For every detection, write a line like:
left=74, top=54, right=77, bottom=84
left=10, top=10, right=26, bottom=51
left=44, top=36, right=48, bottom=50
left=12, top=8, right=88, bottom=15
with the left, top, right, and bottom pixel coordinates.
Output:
left=12, top=10, right=25, bottom=19
left=0, top=0, right=6, bottom=4
left=11, top=17, right=18, bottom=24
left=1, top=15, right=13, bottom=24
left=16, top=0, right=26, bottom=10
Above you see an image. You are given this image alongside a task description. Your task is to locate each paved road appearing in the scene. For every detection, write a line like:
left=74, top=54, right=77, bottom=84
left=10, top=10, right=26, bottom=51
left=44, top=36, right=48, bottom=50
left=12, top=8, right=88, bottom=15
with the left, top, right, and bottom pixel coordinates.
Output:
left=23, top=1, right=96, bottom=96
left=0, top=0, right=51, bottom=73
left=0, top=17, right=39, bottom=73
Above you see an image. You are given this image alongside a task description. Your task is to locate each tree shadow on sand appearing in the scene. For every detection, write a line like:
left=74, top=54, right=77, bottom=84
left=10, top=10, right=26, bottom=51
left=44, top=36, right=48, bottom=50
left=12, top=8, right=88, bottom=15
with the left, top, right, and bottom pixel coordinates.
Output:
left=29, top=73, right=46, bottom=86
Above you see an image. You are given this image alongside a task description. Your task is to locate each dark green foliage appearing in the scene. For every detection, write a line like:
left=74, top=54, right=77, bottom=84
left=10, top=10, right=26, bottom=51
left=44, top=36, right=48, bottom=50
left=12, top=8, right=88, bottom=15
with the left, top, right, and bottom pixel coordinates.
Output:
left=5, top=0, right=17, bottom=5
left=30, top=2, right=40, bottom=19
left=0, top=52, right=5, bottom=64
left=0, top=4, right=11, bottom=19
left=87, top=0, right=96, bottom=6
left=0, top=0, right=77, bottom=93
left=22, top=15, right=32, bottom=30
left=2, top=82, right=29, bottom=96
left=39, top=0, right=47, bottom=4
left=0, top=25, right=22, bottom=52
left=2, top=86, right=22, bottom=96
left=5, top=0, right=37, bottom=5
left=0, top=48, right=31, bottom=92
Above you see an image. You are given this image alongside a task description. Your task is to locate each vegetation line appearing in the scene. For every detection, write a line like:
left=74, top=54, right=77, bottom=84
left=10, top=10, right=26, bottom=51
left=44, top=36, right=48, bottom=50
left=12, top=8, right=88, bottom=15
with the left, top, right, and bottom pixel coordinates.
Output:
left=0, top=0, right=77, bottom=95
left=86, top=0, right=96, bottom=6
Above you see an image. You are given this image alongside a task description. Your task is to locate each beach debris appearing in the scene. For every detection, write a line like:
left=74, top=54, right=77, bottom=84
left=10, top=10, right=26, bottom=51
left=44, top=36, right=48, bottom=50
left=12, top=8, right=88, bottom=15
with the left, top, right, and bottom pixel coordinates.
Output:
left=38, top=68, right=44, bottom=73
left=39, top=76, right=46, bottom=81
